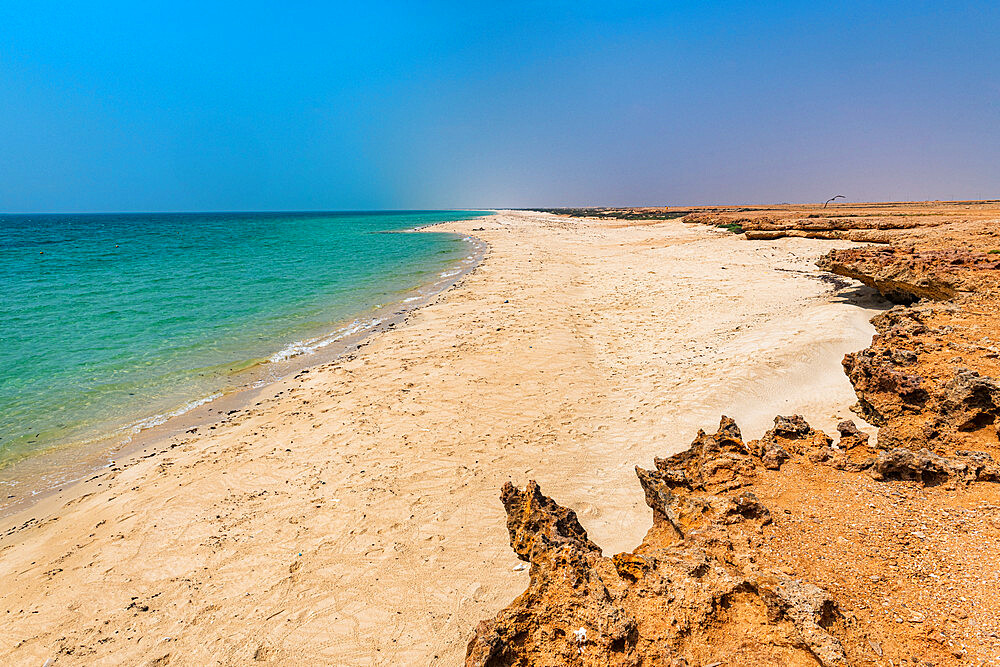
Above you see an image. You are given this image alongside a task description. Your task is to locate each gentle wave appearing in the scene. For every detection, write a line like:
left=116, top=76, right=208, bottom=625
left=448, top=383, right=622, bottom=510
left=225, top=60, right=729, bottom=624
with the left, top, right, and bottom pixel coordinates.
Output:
left=120, top=392, right=224, bottom=437
left=268, top=318, right=385, bottom=363
left=0, top=390, right=225, bottom=497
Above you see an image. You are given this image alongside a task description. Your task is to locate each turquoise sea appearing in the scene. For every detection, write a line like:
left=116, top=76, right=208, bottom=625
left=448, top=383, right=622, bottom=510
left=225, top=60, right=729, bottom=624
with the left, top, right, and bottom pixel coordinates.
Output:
left=0, top=211, right=488, bottom=484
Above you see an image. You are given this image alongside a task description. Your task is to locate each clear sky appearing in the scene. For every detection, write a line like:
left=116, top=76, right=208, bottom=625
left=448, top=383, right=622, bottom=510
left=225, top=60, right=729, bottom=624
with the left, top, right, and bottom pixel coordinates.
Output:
left=1, top=1, right=998, bottom=211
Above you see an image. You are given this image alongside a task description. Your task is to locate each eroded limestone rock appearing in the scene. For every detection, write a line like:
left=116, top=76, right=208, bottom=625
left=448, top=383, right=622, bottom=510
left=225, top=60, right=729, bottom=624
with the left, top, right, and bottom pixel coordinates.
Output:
left=468, top=414, right=1000, bottom=666
left=467, top=417, right=863, bottom=667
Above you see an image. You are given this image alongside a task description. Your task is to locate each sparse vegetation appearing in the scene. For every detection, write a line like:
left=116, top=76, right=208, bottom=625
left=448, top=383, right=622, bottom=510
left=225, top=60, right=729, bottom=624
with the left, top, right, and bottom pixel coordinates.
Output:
left=989, top=249, right=1000, bottom=254
left=716, top=222, right=744, bottom=234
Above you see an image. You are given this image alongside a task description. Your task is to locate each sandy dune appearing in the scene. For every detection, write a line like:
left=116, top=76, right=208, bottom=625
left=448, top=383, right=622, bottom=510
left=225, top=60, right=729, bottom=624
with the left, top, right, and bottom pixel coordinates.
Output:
left=0, top=211, right=883, bottom=665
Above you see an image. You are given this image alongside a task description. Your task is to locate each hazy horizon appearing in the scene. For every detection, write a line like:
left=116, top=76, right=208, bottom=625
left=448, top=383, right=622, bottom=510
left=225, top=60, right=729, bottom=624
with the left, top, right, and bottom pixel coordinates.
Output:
left=5, top=197, right=1000, bottom=216
left=2, top=1, right=998, bottom=212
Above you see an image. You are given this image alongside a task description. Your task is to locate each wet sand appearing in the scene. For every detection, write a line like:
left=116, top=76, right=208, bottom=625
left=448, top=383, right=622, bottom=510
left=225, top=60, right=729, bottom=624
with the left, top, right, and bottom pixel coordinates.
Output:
left=0, top=210, right=884, bottom=665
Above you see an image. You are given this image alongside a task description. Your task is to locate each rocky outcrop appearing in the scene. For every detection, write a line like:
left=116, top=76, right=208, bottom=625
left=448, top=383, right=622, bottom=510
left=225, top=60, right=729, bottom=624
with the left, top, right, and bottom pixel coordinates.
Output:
left=468, top=416, right=1000, bottom=666
left=811, top=208, right=1000, bottom=455
left=682, top=201, right=1000, bottom=244
left=500, top=480, right=601, bottom=566
left=837, top=301, right=1000, bottom=452
left=816, top=246, right=1000, bottom=304
left=468, top=418, right=863, bottom=667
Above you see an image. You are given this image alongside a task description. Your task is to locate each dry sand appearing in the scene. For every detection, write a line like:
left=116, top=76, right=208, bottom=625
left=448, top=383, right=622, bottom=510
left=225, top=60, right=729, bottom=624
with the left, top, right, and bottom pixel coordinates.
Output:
left=0, top=210, right=885, bottom=665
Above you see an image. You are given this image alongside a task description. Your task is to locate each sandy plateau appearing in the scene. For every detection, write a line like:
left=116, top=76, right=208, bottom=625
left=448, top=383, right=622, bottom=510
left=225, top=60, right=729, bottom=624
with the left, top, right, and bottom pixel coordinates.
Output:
left=0, top=210, right=885, bottom=664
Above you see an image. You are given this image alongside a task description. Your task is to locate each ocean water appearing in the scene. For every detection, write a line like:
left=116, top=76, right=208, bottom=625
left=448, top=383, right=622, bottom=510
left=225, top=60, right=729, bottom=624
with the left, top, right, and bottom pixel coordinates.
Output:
left=0, top=210, right=488, bottom=479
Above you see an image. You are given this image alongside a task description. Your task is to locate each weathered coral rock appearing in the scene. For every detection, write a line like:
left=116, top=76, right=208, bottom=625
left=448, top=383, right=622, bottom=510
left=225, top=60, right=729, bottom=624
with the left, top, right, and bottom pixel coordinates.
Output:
left=756, top=414, right=834, bottom=465
left=815, top=231, right=1000, bottom=454
left=871, top=447, right=1000, bottom=484
left=836, top=419, right=869, bottom=449
left=818, top=245, right=1000, bottom=303
left=934, top=368, right=1000, bottom=432
left=468, top=414, right=1000, bottom=666
left=824, top=421, right=875, bottom=471
left=500, top=480, right=600, bottom=566
left=839, top=303, right=1000, bottom=452
left=468, top=418, right=867, bottom=667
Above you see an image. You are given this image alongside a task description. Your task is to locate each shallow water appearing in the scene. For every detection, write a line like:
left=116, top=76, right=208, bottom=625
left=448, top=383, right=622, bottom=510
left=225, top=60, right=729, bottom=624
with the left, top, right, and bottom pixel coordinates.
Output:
left=0, top=210, right=488, bottom=474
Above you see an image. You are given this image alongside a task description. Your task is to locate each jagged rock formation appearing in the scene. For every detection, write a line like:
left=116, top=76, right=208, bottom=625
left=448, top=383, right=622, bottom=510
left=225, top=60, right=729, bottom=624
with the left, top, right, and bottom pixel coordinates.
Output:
left=467, top=416, right=1000, bottom=666
left=468, top=418, right=859, bottom=666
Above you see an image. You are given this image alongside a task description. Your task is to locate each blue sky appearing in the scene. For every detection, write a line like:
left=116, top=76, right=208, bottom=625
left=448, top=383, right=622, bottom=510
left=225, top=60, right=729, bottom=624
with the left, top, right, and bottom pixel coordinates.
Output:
left=1, top=1, right=998, bottom=211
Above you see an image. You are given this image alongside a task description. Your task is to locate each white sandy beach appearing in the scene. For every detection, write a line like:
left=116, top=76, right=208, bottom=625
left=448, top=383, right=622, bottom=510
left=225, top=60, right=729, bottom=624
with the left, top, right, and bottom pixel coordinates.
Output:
left=0, top=210, right=883, bottom=665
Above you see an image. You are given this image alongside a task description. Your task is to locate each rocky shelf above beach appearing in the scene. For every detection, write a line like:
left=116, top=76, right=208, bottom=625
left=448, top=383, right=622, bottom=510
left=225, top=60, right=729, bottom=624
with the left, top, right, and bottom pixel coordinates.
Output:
left=682, top=200, right=1000, bottom=243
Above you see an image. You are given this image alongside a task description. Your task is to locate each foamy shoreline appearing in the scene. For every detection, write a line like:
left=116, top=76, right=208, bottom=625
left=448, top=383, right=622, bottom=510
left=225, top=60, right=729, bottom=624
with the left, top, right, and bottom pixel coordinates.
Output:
left=0, top=226, right=489, bottom=519
left=0, top=211, right=881, bottom=664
